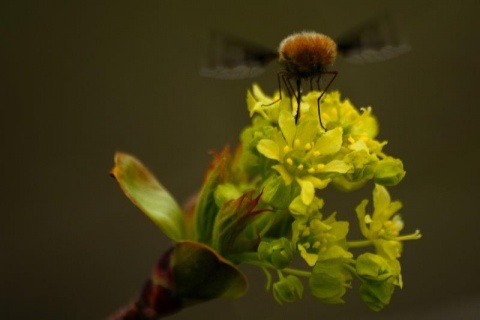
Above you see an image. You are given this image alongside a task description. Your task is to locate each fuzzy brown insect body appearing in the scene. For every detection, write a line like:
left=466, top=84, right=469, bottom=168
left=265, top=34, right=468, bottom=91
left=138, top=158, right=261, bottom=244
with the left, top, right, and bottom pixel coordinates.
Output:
left=278, top=32, right=337, bottom=79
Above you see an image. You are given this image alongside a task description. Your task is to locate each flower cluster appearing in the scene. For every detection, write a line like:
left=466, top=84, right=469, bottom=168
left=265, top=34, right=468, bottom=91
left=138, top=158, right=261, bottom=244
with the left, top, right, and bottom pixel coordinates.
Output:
left=110, top=84, right=421, bottom=318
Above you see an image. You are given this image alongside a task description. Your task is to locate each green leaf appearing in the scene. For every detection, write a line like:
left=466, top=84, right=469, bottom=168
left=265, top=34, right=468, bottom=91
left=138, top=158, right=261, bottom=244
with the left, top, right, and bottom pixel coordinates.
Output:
left=211, top=190, right=267, bottom=255
left=214, top=183, right=243, bottom=207
left=194, top=148, right=230, bottom=244
left=111, top=152, right=184, bottom=241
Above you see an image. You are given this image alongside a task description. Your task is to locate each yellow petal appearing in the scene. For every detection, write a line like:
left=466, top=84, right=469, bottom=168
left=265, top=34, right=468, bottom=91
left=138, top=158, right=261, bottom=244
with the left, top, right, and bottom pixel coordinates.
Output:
left=272, top=165, right=293, bottom=185
left=279, top=110, right=296, bottom=146
left=298, top=244, right=318, bottom=267
left=296, top=178, right=315, bottom=205
left=257, top=139, right=280, bottom=160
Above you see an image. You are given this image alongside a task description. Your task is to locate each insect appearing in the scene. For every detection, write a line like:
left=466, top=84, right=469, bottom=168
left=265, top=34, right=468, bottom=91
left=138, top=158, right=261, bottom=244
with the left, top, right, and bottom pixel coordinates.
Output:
left=200, top=15, right=410, bottom=130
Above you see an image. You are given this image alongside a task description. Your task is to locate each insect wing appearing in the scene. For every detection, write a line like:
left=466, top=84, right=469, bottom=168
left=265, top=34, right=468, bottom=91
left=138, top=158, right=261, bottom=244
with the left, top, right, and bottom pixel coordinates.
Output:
left=336, top=15, right=411, bottom=64
left=200, top=31, right=278, bottom=79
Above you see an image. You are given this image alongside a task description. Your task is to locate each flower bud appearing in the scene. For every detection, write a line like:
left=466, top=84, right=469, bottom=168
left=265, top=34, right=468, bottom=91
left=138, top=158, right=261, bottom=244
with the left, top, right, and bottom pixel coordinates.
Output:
left=309, top=258, right=352, bottom=304
left=374, top=157, right=406, bottom=186
left=356, top=253, right=392, bottom=281
left=273, top=275, right=303, bottom=304
left=359, top=278, right=395, bottom=311
left=258, top=238, right=293, bottom=269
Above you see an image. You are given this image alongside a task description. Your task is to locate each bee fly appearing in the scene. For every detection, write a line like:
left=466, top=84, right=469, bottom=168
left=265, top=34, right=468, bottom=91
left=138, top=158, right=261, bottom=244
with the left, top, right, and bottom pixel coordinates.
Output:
left=200, top=15, right=410, bottom=130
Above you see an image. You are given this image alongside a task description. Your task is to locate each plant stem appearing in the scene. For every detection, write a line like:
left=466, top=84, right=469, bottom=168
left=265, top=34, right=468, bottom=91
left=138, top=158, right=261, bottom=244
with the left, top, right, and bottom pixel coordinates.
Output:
left=282, top=267, right=311, bottom=278
left=262, top=267, right=273, bottom=290
left=346, top=239, right=373, bottom=248
left=230, top=252, right=312, bottom=278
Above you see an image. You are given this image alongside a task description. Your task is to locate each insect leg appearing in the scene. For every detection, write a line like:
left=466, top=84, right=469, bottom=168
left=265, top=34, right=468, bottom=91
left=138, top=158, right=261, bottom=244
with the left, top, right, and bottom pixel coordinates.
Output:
left=281, top=74, right=295, bottom=100
left=316, top=71, right=338, bottom=131
left=295, top=78, right=302, bottom=123
left=278, top=74, right=299, bottom=118
left=262, top=72, right=291, bottom=108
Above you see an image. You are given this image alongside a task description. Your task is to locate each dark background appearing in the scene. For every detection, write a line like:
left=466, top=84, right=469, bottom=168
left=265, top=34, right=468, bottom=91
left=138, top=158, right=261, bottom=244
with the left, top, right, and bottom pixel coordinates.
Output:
left=2, top=0, right=479, bottom=319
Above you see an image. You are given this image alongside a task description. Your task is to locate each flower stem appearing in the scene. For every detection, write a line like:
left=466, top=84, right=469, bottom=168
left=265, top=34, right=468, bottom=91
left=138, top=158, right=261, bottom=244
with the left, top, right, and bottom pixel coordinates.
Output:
left=282, top=267, right=312, bottom=278
left=230, top=252, right=312, bottom=278
left=346, top=239, right=373, bottom=248
left=259, top=215, right=276, bottom=238
left=262, top=267, right=273, bottom=291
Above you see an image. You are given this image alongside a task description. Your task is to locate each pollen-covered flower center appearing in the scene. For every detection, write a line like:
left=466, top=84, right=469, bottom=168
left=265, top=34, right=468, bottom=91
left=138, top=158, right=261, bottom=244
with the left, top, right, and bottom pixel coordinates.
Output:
left=281, top=139, right=322, bottom=177
left=297, top=218, right=336, bottom=254
left=378, top=216, right=404, bottom=239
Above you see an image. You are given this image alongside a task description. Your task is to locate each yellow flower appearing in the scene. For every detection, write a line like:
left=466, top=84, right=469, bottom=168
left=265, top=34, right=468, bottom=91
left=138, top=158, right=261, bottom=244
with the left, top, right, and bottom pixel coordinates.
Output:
left=257, top=110, right=347, bottom=205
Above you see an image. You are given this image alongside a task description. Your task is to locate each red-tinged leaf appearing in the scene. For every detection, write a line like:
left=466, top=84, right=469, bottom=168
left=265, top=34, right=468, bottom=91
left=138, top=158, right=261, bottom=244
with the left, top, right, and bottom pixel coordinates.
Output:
left=172, top=241, right=247, bottom=300
left=110, top=241, right=247, bottom=319
left=111, top=153, right=185, bottom=241
left=212, top=190, right=269, bottom=255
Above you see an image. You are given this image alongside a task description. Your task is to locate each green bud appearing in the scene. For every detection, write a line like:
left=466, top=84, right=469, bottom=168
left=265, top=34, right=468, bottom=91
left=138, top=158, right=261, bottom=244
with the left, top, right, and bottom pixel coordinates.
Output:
left=262, top=174, right=298, bottom=210
left=356, top=253, right=400, bottom=311
left=309, top=259, right=352, bottom=304
left=359, top=278, right=395, bottom=311
left=356, top=253, right=392, bottom=281
left=258, top=237, right=293, bottom=269
left=288, top=195, right=324, bottom=221
left=272, top=275, right=303, bottom=304
left=374, top=157, right=406, bottom=186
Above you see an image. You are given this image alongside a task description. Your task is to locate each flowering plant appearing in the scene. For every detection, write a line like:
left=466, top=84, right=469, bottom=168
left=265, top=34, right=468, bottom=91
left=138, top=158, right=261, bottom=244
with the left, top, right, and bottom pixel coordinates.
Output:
left=110, top=85, right=420, bottom=319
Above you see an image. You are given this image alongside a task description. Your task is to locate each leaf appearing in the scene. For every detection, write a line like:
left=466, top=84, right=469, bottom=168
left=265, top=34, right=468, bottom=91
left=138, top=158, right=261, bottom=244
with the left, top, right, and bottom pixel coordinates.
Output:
left=111, top=152, right=184, bottom=241
left=172, top=241, right=248, bottom=300
left=194, top=147, right=230, bottom=244
left=112, top=241, right=248, bottom=319
left=211, top=190, right=267, bottom=255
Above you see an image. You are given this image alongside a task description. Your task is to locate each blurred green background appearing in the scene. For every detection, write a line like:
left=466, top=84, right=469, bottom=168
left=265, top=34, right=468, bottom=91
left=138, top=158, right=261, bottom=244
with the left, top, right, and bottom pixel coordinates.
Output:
left=2, top=0, right=479, bottom=319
